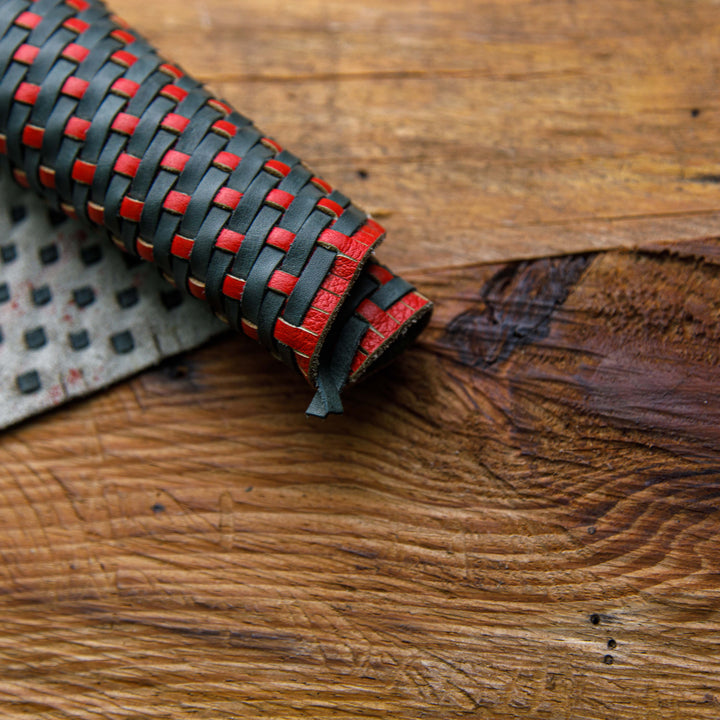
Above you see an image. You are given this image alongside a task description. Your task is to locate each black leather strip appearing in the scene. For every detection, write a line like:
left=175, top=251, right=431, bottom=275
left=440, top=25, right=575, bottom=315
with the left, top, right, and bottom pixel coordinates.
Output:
left=282, top=245, right=335, bottom=324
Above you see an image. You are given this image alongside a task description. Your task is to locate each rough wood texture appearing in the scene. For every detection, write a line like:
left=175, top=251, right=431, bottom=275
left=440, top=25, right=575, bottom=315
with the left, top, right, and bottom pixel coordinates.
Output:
left=2, top=1, right=720, bottom=717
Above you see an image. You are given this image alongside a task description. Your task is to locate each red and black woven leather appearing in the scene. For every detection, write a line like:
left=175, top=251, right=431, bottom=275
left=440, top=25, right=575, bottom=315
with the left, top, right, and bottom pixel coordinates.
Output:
left=0, top=0, right=432, bottom=416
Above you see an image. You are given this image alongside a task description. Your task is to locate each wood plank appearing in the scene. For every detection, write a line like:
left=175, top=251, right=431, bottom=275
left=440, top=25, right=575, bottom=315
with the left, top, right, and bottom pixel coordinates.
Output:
left=2, top=239, right=719, bottom=718
left=108, top=0, right=720, bottom=268
left=2, top=1, right=720, bottom=718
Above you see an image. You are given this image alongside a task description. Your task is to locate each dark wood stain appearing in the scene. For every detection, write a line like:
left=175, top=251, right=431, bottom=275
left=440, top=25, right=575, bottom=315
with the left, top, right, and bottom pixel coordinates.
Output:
left=441, top=254, right=592, bottom=368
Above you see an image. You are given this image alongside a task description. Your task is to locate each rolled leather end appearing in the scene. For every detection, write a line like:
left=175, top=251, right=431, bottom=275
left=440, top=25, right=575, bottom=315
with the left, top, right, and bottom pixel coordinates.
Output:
left=0, top=0, right=432, bottom=416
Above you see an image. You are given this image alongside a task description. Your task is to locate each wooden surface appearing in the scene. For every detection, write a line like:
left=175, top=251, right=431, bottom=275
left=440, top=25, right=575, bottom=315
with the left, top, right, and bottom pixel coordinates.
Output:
left=2, top=0, right=720, bottom=717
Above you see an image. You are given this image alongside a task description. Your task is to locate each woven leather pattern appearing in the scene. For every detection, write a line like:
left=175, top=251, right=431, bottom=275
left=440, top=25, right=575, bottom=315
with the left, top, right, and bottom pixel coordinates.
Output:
left=0, top=0, right=432, bottom=415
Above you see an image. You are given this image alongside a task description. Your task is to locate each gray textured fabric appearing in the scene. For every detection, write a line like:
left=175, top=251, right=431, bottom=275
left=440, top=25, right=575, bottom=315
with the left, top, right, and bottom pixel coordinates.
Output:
left=0, top=174, right=225, bottom=429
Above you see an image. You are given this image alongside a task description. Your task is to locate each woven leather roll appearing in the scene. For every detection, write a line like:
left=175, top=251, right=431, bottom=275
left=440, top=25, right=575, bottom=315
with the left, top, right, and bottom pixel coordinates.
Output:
left=0, top=0, right=432, bottom=416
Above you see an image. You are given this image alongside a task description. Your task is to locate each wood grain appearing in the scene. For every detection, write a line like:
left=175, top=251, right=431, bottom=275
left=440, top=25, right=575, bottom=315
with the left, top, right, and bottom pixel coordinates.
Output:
left=114, top=0, right=720, bottom=270
left=2, top=0, right=720, bottom=718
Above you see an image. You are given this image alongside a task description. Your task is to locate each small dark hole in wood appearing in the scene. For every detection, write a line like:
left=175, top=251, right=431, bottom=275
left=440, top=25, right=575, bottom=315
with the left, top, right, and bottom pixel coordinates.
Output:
left=357, top=169, right=369, bottom=179
left=590, top=614, right=600, bottom=625
left=607, top=639, right=617, bottom=649
left=692, top=174, right=720, bottom=184
left=152, top=503, right=166, bottom=513
left=691, top=108, right=701, bottom=118
left=603, top=654, right=614, bottom=665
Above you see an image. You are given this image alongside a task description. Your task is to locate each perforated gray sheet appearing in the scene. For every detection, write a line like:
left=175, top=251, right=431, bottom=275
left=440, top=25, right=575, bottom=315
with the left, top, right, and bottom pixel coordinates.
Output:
left=0, top=175, right=225, bottom=429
